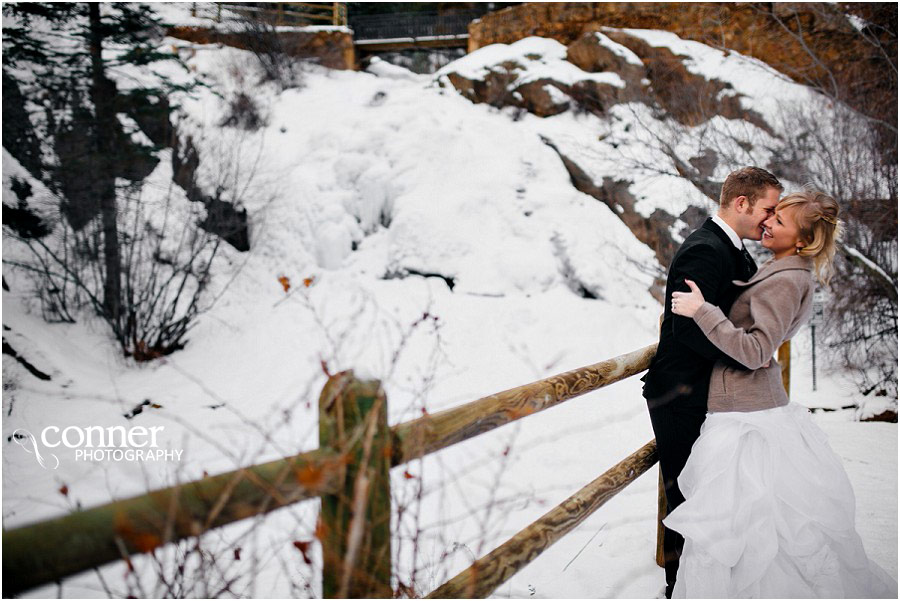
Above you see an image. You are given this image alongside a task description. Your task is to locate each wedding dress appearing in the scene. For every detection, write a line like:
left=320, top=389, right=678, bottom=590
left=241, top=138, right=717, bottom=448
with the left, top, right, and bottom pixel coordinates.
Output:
left=663, top=402, right=897, bottom=598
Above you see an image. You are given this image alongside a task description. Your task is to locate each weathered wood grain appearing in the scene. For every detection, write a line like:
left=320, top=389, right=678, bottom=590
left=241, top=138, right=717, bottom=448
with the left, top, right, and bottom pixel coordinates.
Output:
left=426, top=440, right=659, bottom=598
left=656, top=470, right=666, bottom=567
left=778, top=340, right=790, bottom=396
left=5, top=344, right=658, bottom=595
left=392, top=343, right=657, bottom=466
left=319, top=372, right=392, bottom=598
left=2, top=445, right=343, bottom=596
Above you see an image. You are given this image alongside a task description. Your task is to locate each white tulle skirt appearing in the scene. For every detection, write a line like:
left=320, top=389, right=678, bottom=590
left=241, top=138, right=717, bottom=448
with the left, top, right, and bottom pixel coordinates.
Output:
left=663, top=403, right=897, bottom=599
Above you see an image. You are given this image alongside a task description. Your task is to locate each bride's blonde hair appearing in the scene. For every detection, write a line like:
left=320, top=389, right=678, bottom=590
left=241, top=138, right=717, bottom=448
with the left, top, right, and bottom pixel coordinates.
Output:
left=778, top=189, right=841, bottom=285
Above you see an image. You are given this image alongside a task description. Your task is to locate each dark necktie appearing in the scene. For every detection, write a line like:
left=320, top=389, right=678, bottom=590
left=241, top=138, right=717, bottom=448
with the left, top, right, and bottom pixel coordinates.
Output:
left=740, top=246, right=757, bottom=279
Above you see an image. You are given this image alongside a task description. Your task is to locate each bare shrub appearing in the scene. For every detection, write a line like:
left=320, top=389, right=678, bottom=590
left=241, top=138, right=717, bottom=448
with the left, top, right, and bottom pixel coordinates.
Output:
left=219, top=91, right=267, bottom=131
left=233, top=14, right=306, bottom=90
left=5, top=179, right=223, bottom=361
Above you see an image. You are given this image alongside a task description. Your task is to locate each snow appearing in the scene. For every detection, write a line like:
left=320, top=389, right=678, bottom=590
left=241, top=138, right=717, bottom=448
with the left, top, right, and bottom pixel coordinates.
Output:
left=152, top=2, right=350, bottom=34
left=357, top=34, right=469, bottom=44
left=437, top=37, right=627, bottom=89
left=2, top=5, right=896, bottom=598
left=844, top=245, right=896, bottom=289
left=434, top=28, right=827, bottom=221
left=2, top=148, right=58, bottom=221
left=615, top=28, right=813, bottom=116
left=593, top=31, right=644, bottom=67
left=365, top=56, right=424, bottom=82
left=544, top=84, right=571, bottom=107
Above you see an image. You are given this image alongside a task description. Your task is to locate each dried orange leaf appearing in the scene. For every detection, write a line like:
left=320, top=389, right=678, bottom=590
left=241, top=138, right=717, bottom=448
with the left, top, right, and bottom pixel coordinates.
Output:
left=314, top=517, right=327, bottom=541
left=296, top=464, right=323, bottom=488
left=278, top=275, right=291, bottom=293
left=293, top=540, right=313, bottom=565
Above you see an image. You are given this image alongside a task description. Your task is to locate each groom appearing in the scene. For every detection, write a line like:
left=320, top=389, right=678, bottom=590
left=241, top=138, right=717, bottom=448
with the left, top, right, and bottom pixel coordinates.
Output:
left=642, top=166, right=782, bottom=598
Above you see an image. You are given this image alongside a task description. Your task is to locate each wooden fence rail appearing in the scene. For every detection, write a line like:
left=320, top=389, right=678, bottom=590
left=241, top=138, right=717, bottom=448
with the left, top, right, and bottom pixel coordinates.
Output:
left=392, top=343, right=657, bottom=465
left=427, top=440, right=659, bottom=598
left=3, top=343, right=658, bottom=597
left=2, top=448, right=345, bottom=596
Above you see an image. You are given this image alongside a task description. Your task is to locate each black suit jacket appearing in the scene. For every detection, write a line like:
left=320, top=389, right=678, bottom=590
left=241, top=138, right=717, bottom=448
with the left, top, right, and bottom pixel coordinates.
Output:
left=642, top=218, right=757, bottom=410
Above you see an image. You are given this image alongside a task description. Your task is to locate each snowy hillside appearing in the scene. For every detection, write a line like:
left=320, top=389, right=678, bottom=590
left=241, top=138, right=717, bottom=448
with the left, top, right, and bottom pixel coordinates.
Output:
left=2, top=6, right=896, bottom=598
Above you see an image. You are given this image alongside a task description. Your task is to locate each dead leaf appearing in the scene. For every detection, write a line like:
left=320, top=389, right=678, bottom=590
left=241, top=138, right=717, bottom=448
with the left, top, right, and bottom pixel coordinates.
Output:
left=314, top=517, right=327, bottom=541
left=295, top=464, right=323, bottom=489
left=303, top=276, right=314, bottom=288
left=114, top=513, right=162, bottom=553
left=59, top=484, right=69, bottom=497
left=278, top=275, right=291, bottom=293
left=293, top=540, right=313, bottom=565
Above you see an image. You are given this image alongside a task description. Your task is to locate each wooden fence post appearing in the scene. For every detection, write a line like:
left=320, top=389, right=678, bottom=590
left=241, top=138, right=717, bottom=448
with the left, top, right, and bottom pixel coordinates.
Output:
left=654, top=313, right=666, bottom=567
left=318, top=371, right=392, bottom=599
left=655, top=471, right=666, bottom=567
left=778, top=340, right=791, bottom=397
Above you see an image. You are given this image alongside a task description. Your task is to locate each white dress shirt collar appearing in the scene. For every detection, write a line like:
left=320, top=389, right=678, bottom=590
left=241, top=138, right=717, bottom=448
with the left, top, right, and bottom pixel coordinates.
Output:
left=712, top=214, right=743, bottom=250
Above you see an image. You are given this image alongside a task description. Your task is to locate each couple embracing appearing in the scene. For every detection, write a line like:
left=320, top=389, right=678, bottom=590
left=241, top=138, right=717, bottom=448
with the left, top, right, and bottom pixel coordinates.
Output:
left=642, top=167, right=896, bottom=598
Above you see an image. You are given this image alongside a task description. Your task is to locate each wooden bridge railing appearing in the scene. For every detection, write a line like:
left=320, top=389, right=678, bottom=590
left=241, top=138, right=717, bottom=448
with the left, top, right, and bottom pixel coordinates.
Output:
left=191, top=3, right=348, bottom=27
left=348, top=11, right=483, bottom=42
left=3, top=343, right=663, bottom=597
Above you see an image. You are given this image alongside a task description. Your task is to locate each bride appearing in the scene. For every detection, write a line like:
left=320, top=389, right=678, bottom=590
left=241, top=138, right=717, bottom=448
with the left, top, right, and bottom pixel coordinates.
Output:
left=665, top=189, right=897, bottom=598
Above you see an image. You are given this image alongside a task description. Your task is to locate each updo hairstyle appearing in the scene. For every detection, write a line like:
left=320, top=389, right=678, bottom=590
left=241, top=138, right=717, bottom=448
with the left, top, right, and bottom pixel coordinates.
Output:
left=777, top=189, right=841, bottom=285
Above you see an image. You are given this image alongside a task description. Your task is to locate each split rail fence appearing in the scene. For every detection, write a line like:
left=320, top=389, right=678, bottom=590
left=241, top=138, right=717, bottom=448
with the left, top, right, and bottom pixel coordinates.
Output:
left=2, top=340, right=791, bottom=597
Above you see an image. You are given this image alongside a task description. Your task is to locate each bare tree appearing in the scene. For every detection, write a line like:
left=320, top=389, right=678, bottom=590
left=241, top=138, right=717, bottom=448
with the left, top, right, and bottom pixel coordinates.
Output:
left=599, top=10, right=897, bottom=401
left=746, top=4, right=898, bottom=401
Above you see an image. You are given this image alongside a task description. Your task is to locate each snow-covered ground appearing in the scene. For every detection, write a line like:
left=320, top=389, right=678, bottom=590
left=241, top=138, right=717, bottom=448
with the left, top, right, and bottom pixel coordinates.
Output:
left=3, top=7, right=896, bottom=598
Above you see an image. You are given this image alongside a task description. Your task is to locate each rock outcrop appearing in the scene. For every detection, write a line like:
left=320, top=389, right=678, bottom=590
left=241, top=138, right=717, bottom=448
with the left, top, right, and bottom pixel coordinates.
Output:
left=168, top=26, right=355, bottom=71
left=469, top=2, right=896, bottom=161
left=437, top=36, right=644, bottom=119
left=440, top=27, right=768, bottom=131
left=566, top=31, right=645, bottom=83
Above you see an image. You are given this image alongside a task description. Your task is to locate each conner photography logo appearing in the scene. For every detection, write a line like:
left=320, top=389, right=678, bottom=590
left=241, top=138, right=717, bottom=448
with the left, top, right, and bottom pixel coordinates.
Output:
left=12, top=425, right=184, bottom=469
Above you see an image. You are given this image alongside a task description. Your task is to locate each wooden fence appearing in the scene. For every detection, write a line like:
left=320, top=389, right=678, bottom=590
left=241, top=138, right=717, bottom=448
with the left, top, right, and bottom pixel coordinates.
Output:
left=2, top=340, right=790, bottom=597
left=191, top=3, right=348, bottom=27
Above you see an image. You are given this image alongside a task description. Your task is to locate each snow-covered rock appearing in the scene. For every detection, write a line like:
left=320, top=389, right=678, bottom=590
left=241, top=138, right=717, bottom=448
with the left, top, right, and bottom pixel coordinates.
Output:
left=1, top=5, right=894, bottom=598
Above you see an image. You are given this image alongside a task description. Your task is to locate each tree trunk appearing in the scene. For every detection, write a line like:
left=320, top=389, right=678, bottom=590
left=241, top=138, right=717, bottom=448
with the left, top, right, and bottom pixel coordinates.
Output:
left=88, top=3, right=122, bottom=334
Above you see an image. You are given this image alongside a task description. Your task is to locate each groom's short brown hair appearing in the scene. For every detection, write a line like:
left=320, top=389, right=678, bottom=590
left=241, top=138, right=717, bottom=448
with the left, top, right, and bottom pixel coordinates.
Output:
left=720, top=167, right=783, bottom=208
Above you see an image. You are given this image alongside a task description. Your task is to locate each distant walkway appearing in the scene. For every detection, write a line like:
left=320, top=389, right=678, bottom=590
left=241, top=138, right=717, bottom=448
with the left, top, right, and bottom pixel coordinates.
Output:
left=351, top=11, right=483, bottom=52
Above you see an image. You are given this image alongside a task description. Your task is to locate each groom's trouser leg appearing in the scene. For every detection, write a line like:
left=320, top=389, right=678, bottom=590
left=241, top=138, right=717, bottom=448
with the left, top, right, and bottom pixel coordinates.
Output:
left=647, top=403, right=706, bottom=598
